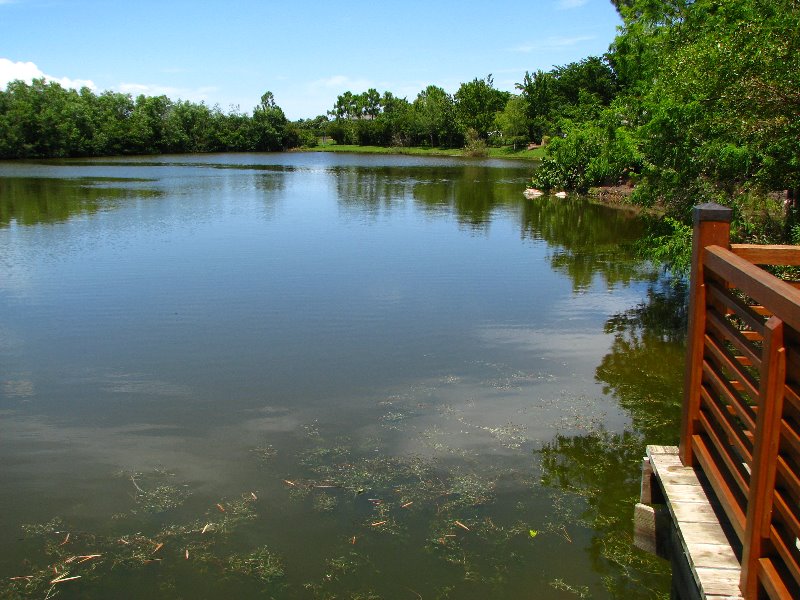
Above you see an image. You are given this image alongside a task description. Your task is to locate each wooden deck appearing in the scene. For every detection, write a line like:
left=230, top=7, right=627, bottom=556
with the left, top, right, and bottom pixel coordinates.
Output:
left=636, top=445, right=743, bottom=599
left=634, top=203, right=800, bottom=599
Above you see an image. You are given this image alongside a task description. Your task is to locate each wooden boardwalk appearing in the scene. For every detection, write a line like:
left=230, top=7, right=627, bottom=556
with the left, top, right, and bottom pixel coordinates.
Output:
left=636, top=445, right=743, bottom=599
left=634, top=203, right=800, bottom=599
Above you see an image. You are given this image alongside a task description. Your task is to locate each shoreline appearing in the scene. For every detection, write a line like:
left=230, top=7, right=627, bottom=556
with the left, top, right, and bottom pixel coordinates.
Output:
left=302, top=143, right=545, bottom=162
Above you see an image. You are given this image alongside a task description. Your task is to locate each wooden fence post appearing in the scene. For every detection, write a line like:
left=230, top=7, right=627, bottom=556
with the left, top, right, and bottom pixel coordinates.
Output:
left=741, top=316, right=786, bottom=598
left=680, top=203, right=732, bottom=466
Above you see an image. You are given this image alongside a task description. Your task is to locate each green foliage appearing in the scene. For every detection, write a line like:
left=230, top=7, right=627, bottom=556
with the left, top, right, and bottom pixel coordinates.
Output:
left=531, top=107, right=641, bottom=193
left=463, top=128, right=488, bottom=157
left=638, top=217, right=693, bottom=275
left=523, top=0, right=800, bottom=271
left=517, top=57, right=618, bottom=143
left=0, top=80, right=293, bottom=158
left=453, top=75, right=510, bottom=140
left=412, top=85, right=459, bottom=147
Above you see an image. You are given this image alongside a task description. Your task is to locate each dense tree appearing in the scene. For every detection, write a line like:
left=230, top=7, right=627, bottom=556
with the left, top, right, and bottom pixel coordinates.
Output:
left=411, top=85, right=458, bottom=147
left=494, top=94, right=528, bottom=147
left=0, top=80, right=293, bottom=158
left=453, top=75, right=510, bottom=139
left=251, top=90, right=289, bottom=151
left=528, top=0, right=800, bottom=269
left=516, top=70, right=556, bottom=143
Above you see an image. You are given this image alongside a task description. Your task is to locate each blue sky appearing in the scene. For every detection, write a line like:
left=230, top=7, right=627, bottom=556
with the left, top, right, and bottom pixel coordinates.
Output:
left=0, top=0, right=622, bottom=120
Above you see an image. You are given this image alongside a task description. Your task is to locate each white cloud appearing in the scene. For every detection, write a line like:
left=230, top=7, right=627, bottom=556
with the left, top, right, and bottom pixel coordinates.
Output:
left=116, top=82, right=218, bottom=103
left=512, top=35, right=595, bottom=53
left=308, top=75, right=375, bottom=92
left=0, top=57, right=96, bottom=90
left=557, top=0, right=589, bottom=8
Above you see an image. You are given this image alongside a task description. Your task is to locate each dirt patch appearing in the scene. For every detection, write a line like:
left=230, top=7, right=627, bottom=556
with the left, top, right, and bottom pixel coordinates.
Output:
left=587, top=184, right=635, bottom=206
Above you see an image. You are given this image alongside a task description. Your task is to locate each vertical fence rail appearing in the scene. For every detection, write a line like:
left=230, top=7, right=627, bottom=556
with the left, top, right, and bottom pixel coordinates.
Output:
left=679, top=203, right=800, bottom=599
left=742, top=317, right=786, bottom=597
left=680, top=203, right=733, bottom=467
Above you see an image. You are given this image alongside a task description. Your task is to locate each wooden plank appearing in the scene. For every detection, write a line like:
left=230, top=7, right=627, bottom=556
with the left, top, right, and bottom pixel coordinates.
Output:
left=705, top=246, right=800, bottom=333
left=706, top=310, right=763, bottom=371
left=666, top=483, right=724, bottom=505
left=634, top=502, right=671, bottom=558
left=704, top=333, right=760, bottom=403
left=741, top=318, right=786, bottom=597
left=641, top=457, right=655, bottom=504
left=693, top=435, right=747, bottom=541
left=781, top=417, right=800, bottom=458
left=653, top=464, right=705, bottom=487
left=768, top=522, right=800, bottom=596
left=634, top=503, right=658, bottom=555
left=751, top=305, right=775, bottom=317
left=771, top=493, right=800, bottom=562
left=647, top=446, right=744, bottom=599
left=696, top=567, right=745, bottom=596
left=776, top=457, right=800, bottom=505
left=679, top=520, right=738, bottom=545
left=707, top=280, right=768, bottom=335
left=730, top=244, right=800, bottom=266
left=700, top=380, right=754, bottom=463
left=686, top=542, right=741, bottom=570
left=701, top=361, right=756, bottom=437
left=648, top=445, right=680, bottom=455
left=784, top=383, right=800, bottom=414
left=698, top=409, right=750, bottom=498
left=672, top=502, right=724, bottom=524
left=759, top=557, right=795, bottom=600
left=684, top=280, right=711, bottom=466
left=683, top=206, right=732, bottom=466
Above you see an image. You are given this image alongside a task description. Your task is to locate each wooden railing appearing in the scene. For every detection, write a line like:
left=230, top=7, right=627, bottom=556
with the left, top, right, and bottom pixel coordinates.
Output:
left=681, top=203, right=800, bottom=599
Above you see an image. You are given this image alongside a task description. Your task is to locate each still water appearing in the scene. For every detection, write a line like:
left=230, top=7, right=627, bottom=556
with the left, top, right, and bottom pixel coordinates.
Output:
left=0, top=153, right=683, bottom=599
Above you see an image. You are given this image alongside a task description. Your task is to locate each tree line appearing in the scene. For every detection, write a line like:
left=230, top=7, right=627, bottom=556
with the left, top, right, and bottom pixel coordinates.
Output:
left=0, top=82, right=294, bottom=158
left=299, top=62, right=616, bottom=152
left=0, top=61, right=617, bottom=160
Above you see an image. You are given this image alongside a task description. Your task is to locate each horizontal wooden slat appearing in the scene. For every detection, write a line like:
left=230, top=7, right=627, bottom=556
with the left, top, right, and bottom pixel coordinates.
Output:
left=772, top=491, right=800, bottom=554
left=785, top=384, right=800, bottom=414
left=758, top=557, right=795, bottom=600
left=707, top=279, right=768, bottom=334
left=782, top=418, right=800, bottom=459
left=705, top=246, right=800, bottom=332
left=768, top=521, right=800, bottom=595
left=701, top=384, right=754, bottom=465
left=698, top=409, right=750, bottom=497
left=703, top=360, right=757, bottom=434
left=751, top=305, right=775, bottom=317
left=693, top=434, right=747, bottom=541
left=706, top=311, right=763, bottom=370
left=731, top=244, right=800, bottom=266
left=705, top=333, right=760, bottom=404
left=776, top=457, right=800, bottom=510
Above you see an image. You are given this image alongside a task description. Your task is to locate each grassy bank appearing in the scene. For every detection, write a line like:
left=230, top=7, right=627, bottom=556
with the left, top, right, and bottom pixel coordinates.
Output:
left=304, top=142, right=545, bottom=161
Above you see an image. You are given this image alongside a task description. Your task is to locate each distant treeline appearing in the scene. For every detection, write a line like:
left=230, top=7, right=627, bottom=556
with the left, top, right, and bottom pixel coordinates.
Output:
left=0, top=83, right=294, bottom=158
left=0, top=59, right=616, bottom=160
left=314, top=62, right=614, bottom=151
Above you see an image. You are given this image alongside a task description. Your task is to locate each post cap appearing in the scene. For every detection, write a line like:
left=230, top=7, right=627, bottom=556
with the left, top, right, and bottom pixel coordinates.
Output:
left=693, top=203, right=732, bottom=224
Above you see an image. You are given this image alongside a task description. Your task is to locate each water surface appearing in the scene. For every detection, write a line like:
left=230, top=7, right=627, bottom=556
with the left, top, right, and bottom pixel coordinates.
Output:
left=0, top=153, right=681, bottom=599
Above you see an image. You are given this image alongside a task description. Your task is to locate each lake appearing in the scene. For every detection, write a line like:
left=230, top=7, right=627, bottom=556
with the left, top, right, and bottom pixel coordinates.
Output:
left=0, top=152, right=682, bottom=599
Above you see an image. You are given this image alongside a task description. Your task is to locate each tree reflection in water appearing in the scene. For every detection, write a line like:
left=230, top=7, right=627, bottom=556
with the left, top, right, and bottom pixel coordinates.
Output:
left=539, top=278, right=687, bottom=599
